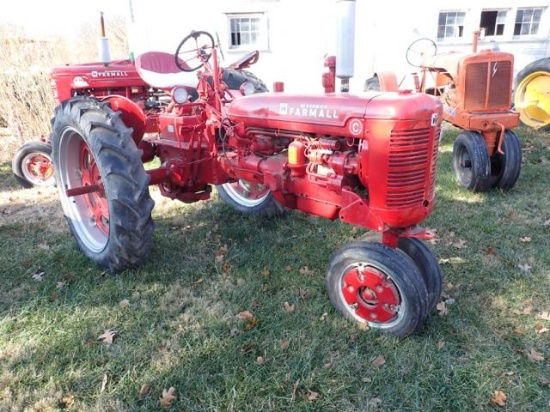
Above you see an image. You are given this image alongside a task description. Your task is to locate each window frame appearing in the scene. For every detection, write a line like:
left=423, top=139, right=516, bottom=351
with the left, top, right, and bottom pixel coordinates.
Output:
left=480, top=9, right=507, bottom=37
left=226, top=13, right=269, bottom=52
left=514, top=7, right=544, bottom=37
left=437, top=11, right=466, bottom=41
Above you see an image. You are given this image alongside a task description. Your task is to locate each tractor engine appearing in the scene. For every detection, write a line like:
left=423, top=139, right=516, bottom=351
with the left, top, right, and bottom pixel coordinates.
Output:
left=225, top=90, right=443, bottom=233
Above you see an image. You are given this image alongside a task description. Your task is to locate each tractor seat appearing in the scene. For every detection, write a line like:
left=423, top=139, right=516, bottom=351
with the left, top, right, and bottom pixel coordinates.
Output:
left=135, top=51, right=198, bottom=89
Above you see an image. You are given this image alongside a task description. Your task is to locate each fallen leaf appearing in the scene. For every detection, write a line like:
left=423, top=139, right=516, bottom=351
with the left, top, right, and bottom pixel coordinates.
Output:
left=222, top=263, right=231, bottom=273
left=490, top=390, right=506, bottom=407
left=100, top=373, right=108, bottom=393
left=215, top=245, right=228, bottom=262
left=527, top=348, right=545, bottom=362
left=261, top=267, right=270, bottom=277
left=436, top=302, right=448, bottom=316
left=37, top=242, right=50, bottom=250
left=230, top=327, right=243, bottom=336
left=285, top=265, right=293, bottom=272
left=372, top=355, right=385, bottom=366
left=159, top=387, right=176, bottom=408
left=518, top=263, right=532, bottom=273
left=59, top=394, right=75, bottom=408
left=291, top=379, right=300, bottom=401
left=307, top=390, right=319, bottom=401
left=299, top=266, right=312, bottom=275
left=540, top=378, right=549, bottom=387
left=520, top=236, right=532, bottom=243
left=119, top=299, right=130, bottom=308
left=139, top=383, right=150, bottom=400
left=320, top=312, right=328, bottom=321
left=32, top=269, right=45, bottom=281
left=453, top=239, right=467, bottom=249
left=56, top=282, right=68, bottom=289
left=537, top=311, right=550, bottom=321
left=512, top=301, right=533, bottom=315
left=256, top=356, right=266, bottom=365
left=283, top=301, right=295, bottom=313
left=502, top=371, right=515, bottom=377
left=236, top=311, right=254, bottom=320
left=97, top=329, right=116, bottom=345
left=485, top=246, right=495, bottom=255
left=436, top=340, right=445, bottom=350
left=244, top=317, right=259, bottom=331
left=543, top=219, right=550, bottom=226
left=323, top=362, right=332, bottom=369
left=535, top=324, right=549, bottom=334
left=368, top=398, right=382, bottom=407
left=279, top=339, right=289, bottom=350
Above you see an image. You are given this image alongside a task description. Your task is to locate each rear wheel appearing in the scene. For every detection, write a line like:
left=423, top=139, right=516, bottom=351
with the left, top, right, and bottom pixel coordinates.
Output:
left=216, top=180, right=283, bottom=216
left=326, top=242, right=429, bottom=337
left=513, top=57, right=550, bottom=131
left=12, top=141, right=55, bottom=188
left=490, top=130, right=522, bottom=189
left=452, top=131, right=490, bottom=192
left=51, top=97, right=155, bottom=271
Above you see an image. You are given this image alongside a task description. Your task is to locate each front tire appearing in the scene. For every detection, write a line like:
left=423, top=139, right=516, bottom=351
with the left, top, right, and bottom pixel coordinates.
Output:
left=216, top=180, right=283, bottom=216
left=326, top=242, right=429, bottom=337
left=490, top=130, right=522, bottom=189
left=12, top=141, right=55, bottom=188
left=51, top=97, right=155, bottom=271
left=452, top=131, right=490, bottom=192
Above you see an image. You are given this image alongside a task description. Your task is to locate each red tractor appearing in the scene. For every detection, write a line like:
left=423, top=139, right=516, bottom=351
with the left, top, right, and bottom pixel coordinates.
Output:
left=45, top=30, right=444, bottom=337
left=366, top=32, right=522, bottom=193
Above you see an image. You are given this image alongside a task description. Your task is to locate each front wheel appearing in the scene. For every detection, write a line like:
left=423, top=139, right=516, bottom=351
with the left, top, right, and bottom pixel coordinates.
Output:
left=51, top=97, right=156, bottom=271
left=326, top=242, right=429, bottom=337
left=490, top=130, right=522, bottom=189
left=216, top=180, right=283, bottom=216
left=12, top=141, right=55, bottom=188
left=452, top=131, right=490, bottom=192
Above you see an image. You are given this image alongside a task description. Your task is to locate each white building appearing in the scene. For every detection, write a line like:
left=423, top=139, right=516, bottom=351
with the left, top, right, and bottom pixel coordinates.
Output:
left=128, top=0, right=550, bottom=93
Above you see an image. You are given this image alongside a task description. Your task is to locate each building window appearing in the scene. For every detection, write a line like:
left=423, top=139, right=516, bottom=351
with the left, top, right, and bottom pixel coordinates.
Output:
left=514, top=8, right=543, bottom=36
left=480, top=10, right=507, bottom=36
left=437, top=11, right=466, bottom=40
left=227, top=13, right=268, bottom=50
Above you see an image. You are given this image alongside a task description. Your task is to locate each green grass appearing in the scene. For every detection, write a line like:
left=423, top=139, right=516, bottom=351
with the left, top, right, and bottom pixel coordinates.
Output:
left=1, top=125, right=550, bottom=411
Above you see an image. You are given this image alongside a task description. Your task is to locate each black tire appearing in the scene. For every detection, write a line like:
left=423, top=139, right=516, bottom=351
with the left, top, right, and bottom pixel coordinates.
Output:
left=50, top=97, right=155, bottom=271
left=513, top=57, right=550, bottom=131
left=452, top=131, right=490, bottom=192
left=223, top=69, right=269, bottom=93
left=216, top=180, right=283, bottom=216
left=325, top=241, right=429, bottom=337
left=364, top=76, right=381, bottom=92
left=12, top=141, right=55, bottom=188
left=490, top=130, right=522, bottom=189
left=358, top=232, right=442, bottom=312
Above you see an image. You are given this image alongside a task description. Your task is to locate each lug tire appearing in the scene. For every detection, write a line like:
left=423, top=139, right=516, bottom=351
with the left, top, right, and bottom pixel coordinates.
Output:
left=490, top=130, right=522, bottom=189
left=12, top=141, right=55, bottom=188
left=216, top=180, right=283, bottom=216
left=513, top=57, right=550, bottom=131
left=452, top=131, right=490, bottom=192
left=326, top=241, right=429, bottom=337
left=51, top=97, right=155, bottom=271
left=358, top=232, right=442, bottom=312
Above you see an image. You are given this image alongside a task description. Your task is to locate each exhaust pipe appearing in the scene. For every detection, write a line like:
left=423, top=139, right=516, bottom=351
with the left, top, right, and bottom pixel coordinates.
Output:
left=98, top=11, right=112, bottom=66
left=336, top=0, right=356, bottom=92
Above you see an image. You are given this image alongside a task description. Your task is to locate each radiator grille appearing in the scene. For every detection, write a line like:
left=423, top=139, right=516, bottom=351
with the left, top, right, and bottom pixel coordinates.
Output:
left=464, top=60, right=512, bottom=111
left=386, top=128, right=435, bottom=207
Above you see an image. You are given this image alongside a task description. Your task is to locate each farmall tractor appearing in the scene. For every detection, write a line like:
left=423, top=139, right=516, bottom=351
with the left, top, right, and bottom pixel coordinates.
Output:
left=30, top=6, right=445, bottom=336
left=366, top=32, right=522, bottom=193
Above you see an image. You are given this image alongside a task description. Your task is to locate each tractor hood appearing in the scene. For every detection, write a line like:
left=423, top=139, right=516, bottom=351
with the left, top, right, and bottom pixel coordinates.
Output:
left=226, top=91, right=441, bottom=138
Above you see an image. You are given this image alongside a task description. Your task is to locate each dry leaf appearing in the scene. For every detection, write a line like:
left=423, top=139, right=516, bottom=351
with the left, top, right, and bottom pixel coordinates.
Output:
left=320, top=312, right=328, bottom=321
left=32, top=269, right=45, bottom=281
left=307, top=390, right=319, bottom=401
left=323, top=362, right=332, bottom=369
left=540, top=378, right=550, bottom=387
left=222, top=262, right=231, bottom=273
left=119, top=299, right=130, bottom=308
left=453, top=239, right=467, bottom=248
left=283, top=301, right=295, bottom=313
left=299, top=266, right=312, bottom=275
left=285, top=265, right=293, bottom=272
left=100, top=373, right=108, bottom=393
left=372, top=355, right=386, bottom=366
left=236, top=310, right=254, bottom=320
left=518, top=263, right=532, bottom=273
left=97, top=329, right=116, bottom=345
left=215, top=245, right=228, bottom=262
left=536, top=311, right=550, bottom=321
left=139, top=383, right=151, bottom=400
left=291, top=380, right=300, bottom=402
left=436, top=302, right=448, bottom=316
left=544, top=219, right=550, bottom=226
left=368, top=398, right=382, bottom=407
left=436, top=340, right=445, bottom=350
left=520, top=236, right=532, bottom=243
left=56, top=282, right=68, bottom=289
left=37, top=242, right=50, bottom=250
left=279, top=339, right=289, bottom=350
left=59, top=394, right=75, bottom=408
left=159, top=387, right=176, bottom=408
left=256, top=356, right=266, bottom=365
left=490, top=390, right=506, bottom=407
left=535, top=324, right=549, bottom=334
left=261, top=267, right=270, bottom=277
left=527, top=348, right=545, bottom=362
left=512, top=301, right=533, bottom=315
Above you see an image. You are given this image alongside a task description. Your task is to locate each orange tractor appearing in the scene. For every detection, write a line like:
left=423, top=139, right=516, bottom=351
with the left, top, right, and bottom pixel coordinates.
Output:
left=365, top=32, right=522, bottom=192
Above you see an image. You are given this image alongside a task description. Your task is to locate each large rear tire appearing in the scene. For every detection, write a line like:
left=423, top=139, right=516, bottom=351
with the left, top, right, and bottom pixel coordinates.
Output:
left=452, top=131, right=490, bottom=192
left=12, top=141, right=55, bottom=188
left=490, top=130, right=522, bottom=190
left=513, top=57, right=550, bottom=131
left=51, top=97, right=155, bottom=271
left=326, top=242, right=429, bottom=337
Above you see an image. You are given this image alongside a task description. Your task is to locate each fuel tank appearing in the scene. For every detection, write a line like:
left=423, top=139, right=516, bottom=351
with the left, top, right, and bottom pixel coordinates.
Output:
left=226, top=90, right=441, bottom=138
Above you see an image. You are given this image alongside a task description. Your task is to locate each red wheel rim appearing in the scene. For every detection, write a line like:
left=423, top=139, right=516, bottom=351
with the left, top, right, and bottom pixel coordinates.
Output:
left=341, top=264, right=400, bottom=323
left=79, top=142, right=109, bottom=235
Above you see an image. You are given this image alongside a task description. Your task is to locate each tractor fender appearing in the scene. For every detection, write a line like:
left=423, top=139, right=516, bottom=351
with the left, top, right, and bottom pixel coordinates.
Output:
left=374, top=71, right=399, bottom=92
left=101, top=95, right=147, bottom=145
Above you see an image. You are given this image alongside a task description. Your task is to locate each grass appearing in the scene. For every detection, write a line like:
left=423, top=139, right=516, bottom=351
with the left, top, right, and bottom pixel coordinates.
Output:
left=1, top=125, right=550, bottom=411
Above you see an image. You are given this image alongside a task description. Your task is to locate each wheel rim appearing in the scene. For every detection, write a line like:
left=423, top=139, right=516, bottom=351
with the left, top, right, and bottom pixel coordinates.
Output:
left=515, top=71, right=550, bottom=129
left=455, top=144, right=473, bottom=186
left=339, top=262, right=403, bottom=327
left=222, top=180, right=270, bottom=207
left=21, top=152, right=54, bottom=186
left=57, top=128, right=109, bottom=253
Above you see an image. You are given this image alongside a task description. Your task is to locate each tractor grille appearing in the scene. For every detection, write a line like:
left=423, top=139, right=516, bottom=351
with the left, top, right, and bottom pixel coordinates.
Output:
left=463, top=60, right=512, bottom=111
left=386, top=127, right=435, bottom=208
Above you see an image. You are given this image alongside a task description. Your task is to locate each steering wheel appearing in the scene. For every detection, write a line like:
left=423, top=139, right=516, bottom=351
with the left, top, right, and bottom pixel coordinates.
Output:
left=406, top=38, right=437, bottom=67
left=175, top=30, right=215, bottom=72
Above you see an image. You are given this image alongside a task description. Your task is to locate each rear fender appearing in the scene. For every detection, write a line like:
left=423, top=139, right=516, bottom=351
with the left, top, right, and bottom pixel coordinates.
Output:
left=376, top=71, right=399, bottom=92
left=101, top=95, right=147, bottom=145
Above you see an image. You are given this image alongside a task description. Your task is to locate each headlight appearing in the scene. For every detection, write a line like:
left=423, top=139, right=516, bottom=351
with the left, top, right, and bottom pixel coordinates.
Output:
left=239, top=81, right=256, bottom=96
left=171, top=87, right=189, bottom=104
